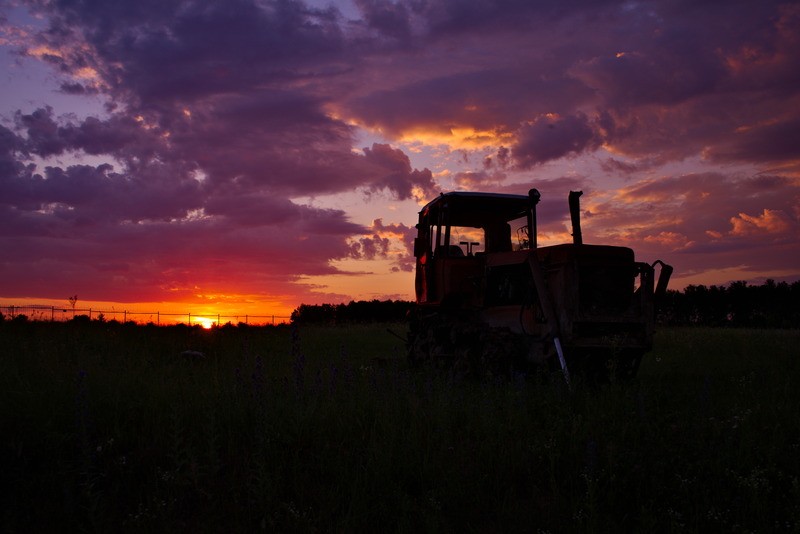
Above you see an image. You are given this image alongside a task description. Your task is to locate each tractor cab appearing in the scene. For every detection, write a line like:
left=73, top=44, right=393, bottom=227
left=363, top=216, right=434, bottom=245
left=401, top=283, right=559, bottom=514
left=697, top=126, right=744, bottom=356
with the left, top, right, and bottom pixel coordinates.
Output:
left=413, top=191, right=536, bottom=306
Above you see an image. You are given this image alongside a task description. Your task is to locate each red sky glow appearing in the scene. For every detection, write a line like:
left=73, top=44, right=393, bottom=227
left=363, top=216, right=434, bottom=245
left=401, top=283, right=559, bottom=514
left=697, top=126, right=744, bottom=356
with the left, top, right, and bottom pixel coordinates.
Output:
left=1, top=0, right=798, bottom=319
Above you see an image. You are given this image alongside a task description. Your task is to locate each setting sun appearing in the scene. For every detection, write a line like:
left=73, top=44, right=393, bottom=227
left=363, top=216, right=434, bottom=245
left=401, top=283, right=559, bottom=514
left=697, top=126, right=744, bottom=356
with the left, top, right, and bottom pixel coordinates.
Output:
left=193, top=316, right=216, bottom=329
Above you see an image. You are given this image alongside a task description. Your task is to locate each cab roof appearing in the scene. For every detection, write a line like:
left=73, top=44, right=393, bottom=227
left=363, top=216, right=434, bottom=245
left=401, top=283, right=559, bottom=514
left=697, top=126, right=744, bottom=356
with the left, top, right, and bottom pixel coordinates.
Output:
left=418, top=191, right=532, bottom=226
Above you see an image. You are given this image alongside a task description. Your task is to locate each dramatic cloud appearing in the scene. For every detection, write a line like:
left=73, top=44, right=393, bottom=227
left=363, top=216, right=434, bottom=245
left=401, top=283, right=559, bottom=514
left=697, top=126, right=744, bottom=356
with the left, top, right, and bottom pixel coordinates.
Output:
left=361, top=143, right=436, bottom=199
left=0, top=0, right=798, bottom=314
left=513, top=113, right=601, bottom=168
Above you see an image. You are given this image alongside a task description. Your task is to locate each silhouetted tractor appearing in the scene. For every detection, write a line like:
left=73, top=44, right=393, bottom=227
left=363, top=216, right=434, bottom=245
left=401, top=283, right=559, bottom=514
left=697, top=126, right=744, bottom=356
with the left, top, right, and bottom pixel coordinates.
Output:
left=407, top=189, right=673, bottom=382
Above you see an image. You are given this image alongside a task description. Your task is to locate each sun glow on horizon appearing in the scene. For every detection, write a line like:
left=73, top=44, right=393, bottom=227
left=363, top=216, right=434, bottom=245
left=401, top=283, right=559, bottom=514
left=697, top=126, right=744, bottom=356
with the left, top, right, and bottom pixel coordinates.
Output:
left=193, top=316, right=216, bottom=329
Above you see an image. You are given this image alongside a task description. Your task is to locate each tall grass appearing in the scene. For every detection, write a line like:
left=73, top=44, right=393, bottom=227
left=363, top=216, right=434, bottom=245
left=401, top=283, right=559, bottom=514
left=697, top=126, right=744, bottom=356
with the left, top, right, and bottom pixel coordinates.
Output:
left=1, top=321, right=798, bottom=532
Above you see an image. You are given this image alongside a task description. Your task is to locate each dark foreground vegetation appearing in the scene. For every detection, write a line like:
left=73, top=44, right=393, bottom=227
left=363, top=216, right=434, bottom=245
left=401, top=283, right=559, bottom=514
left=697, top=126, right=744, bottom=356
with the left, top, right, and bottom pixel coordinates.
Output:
left=2, top=319, right=799, bottom=532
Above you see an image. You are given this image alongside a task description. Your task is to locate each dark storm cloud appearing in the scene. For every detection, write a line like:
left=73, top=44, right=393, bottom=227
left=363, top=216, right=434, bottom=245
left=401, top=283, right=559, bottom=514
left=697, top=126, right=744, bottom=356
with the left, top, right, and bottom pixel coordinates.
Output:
left=569, top=35, right=724, bottom=109
left=344, top=68, right=593, bottom=138
left=2, top=109, right=203, bottom=224
left=340, top=0, right=800, bottom=169
left=14, top=107, right=159, bottom=160
left=512, top=113, right=601, bottom=168
left=163, top=91, right=436, bottom=198
left=599, top=157, right=644, bottom=176
left=569, top=2, right=800, bottom=163
left=30, top=0, right=347, bottom=104
left=419, top=0, right=619, bottom=35
left=354, top=0, right=412, bottom=42
left=0, top=124, right=26, bottom=177
left=362, top=143, right=436, bottom=199
left=705, top=118, right=800, bottom=163
left=0, top=162, right=203, bottom=225
left=23, top=0, right=798, bottom=170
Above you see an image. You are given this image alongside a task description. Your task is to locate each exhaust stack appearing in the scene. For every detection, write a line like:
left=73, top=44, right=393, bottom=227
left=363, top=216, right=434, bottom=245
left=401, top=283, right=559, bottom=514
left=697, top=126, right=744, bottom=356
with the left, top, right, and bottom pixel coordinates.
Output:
left=528, top=188, right=541, bottom=248
left=568, top=190, right=583, bottom=245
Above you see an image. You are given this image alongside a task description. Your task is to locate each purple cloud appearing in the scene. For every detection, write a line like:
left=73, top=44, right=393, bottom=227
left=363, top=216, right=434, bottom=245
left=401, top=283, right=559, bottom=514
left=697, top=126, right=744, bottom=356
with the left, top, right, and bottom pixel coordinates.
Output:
left=513, top=114, right=601, bottom=168
left=362, top=143, right=436, bottom=200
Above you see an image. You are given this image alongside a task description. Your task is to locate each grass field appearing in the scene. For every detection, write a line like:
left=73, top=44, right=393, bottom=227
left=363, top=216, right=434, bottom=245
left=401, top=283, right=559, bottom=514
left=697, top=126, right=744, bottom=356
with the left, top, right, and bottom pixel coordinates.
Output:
left=1, top=320, right=799, bottom=532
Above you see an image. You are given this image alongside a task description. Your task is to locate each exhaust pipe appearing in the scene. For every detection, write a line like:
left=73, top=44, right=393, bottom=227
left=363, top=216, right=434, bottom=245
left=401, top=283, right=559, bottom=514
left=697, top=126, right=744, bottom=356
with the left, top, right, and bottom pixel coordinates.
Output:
left=568, top=190, right=583, bottom=245
left=528, top=188, right=541, bottom=248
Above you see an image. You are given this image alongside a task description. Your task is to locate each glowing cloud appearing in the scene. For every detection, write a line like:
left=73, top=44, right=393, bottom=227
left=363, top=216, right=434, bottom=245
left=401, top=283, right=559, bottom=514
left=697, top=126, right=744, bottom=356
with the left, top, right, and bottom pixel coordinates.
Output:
left=729, top=209, right=793, bottom=236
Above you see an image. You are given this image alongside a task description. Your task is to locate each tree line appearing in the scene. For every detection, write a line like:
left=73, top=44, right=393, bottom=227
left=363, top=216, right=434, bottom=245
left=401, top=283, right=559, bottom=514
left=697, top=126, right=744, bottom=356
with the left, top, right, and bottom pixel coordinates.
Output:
left=658, top=279, right=800, bottom=328
left=290, top=299, right=414, bottom=325
left=290, top=280, right=799, bottom=328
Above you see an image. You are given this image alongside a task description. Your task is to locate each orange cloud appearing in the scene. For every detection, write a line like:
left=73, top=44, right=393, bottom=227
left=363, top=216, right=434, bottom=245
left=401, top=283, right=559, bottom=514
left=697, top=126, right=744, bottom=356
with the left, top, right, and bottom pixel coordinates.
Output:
left=729, top=209, right=792, bottom=236
left=397, top=126, right=513, bottom=150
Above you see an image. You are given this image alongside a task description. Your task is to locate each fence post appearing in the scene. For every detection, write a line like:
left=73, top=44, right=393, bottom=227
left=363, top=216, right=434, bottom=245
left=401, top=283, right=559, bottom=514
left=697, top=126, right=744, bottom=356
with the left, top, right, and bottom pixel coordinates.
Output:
left=188, top=312, right=191, bottom=326
left=217, top=314, right=220, bottom=326
left=272, top=314, right=275, bottom=325
left=157, top=311, right=160, bottom=325
left=89, top=308, right=92, bottom=320
left=51, top=306, right=55, bottom=321
left=124, top=310, right=127, bottom=323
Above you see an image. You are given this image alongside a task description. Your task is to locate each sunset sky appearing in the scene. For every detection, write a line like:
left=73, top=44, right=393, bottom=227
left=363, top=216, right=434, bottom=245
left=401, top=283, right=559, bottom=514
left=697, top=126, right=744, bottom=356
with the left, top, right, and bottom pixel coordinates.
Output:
left=1, top=0, right=799, bottom=320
